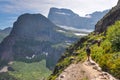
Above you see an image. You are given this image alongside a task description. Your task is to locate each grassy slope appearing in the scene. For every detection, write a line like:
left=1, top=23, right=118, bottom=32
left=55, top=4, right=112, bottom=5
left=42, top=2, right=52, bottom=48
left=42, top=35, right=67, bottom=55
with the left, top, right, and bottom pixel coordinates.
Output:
left=0, top=72, right=17, bottom=80
left=48, top=22, right=120, bottom=80
left=8, top=60, right=52, bottom=80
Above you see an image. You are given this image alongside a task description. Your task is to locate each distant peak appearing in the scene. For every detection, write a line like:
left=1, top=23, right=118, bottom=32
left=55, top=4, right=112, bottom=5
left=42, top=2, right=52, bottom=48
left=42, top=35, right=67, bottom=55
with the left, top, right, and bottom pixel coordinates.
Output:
left=10, top=13, right=56, bottom=37
left=17, top=13, right=46, bottom=21
left=49, top=7, right=75, bottom=15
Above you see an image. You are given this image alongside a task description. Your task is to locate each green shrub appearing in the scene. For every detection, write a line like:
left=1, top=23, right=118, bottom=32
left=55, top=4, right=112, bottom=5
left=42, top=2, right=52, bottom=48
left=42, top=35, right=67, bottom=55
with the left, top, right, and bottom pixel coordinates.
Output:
left=107, top=21, right=120, bottom=51
left=8, top=60, right=52, bottom=80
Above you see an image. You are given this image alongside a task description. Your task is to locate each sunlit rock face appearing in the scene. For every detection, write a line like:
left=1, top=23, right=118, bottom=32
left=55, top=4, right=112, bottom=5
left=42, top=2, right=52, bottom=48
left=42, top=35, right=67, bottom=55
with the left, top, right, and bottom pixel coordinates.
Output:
left=95, top=0, right=120, bottom=33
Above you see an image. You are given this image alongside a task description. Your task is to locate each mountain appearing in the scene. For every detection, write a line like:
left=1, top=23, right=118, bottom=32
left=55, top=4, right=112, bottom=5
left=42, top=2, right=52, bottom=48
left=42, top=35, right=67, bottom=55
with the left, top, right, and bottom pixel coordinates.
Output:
left=0, top=27, right=12, bottom=42
left=95, top=0, right=120, bottom=33
left=48, top=7, right=109, bottom=29
left=0, top=13, right=77, bottom=69
left=0, top=27, right=12, bottom=34
left=48, top=1, right=120, bottom=80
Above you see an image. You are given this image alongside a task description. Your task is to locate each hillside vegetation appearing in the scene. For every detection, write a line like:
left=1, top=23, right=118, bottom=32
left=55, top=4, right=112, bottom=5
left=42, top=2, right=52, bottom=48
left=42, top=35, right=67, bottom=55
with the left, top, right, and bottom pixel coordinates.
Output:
left=0, top=60, right=51, bottom=80
left=8, top=60, right=51, bottom=80
left=48, top=21, right=120, bottom=80
left=0, top=72, right=17, bottom=80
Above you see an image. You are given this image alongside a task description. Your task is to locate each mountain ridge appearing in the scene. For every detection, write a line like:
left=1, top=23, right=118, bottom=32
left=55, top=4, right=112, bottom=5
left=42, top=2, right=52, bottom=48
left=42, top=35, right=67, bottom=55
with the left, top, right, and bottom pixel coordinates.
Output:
left=95, top=0, right=120, bottom=33
left=48, top=7, right=109, bottom=29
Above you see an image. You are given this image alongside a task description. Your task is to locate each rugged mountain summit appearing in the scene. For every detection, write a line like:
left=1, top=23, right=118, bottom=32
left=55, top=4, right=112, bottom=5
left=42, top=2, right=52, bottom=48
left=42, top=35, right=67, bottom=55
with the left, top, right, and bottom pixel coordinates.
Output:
left=48, top=8, right=82, bottom=28
left=48, top=7, right=108, bottom=29
left=95, top=0, right=120, bottom=33
left=10, top=14, right=57, bottom=40
left=0, top=13, right=77, bottom=69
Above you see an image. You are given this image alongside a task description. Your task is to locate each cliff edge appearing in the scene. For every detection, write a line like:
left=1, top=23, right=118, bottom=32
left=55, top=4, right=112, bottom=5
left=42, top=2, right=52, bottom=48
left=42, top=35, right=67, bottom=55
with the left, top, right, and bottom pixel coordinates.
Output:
left=95, top=0, right=120, bottom=33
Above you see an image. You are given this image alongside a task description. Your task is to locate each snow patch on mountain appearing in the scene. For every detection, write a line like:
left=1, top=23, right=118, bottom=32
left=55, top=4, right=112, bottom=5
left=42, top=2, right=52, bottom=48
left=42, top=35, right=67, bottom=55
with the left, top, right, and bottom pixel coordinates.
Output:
left=55, top=12, right=71, bottom=16
left=57, top=30, right=66, bottom=33
left=57, top=25, right=93, bottom=33
left=74, top=33, right=88, bottom=36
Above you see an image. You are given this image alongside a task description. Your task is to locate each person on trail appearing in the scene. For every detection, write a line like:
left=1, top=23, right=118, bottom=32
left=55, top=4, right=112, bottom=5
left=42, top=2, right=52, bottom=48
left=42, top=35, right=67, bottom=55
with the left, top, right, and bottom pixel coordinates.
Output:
left=86, top=45, right=91, bottom=61
left=97, top=39, right=101, bottom=47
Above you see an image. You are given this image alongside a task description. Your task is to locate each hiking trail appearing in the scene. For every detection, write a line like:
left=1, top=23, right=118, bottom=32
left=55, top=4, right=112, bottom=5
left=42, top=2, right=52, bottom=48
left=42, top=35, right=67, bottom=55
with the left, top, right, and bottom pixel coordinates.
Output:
left=56, top=59, right=117, bottom=80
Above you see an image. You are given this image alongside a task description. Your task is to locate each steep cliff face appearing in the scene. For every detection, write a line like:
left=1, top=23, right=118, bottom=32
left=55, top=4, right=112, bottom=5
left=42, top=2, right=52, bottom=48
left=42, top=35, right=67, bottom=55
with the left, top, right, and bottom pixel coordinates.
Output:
left=0, top=13, right=77, bottom=69
left=48, top=7, right=108, bottom=29
left=95, top=0, right=120, bottom=33
left=48, top=7, right=83, bottom=28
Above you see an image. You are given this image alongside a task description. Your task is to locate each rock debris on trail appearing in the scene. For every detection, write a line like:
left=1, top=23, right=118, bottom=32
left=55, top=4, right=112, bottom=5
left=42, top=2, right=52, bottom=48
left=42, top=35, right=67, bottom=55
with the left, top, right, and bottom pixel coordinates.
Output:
left=56, top=60, right=117, bottom=80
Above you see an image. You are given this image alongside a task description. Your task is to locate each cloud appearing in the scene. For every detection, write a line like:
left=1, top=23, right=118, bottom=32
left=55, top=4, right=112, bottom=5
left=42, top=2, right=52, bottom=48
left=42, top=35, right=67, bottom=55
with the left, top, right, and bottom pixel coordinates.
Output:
left=0, top=0, right=118, bottom=16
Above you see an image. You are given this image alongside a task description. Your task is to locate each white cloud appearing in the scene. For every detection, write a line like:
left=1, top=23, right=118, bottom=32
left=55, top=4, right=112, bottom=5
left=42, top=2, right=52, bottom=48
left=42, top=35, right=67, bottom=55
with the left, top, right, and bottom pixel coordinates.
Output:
left=0, top=0, right=118, bottom=16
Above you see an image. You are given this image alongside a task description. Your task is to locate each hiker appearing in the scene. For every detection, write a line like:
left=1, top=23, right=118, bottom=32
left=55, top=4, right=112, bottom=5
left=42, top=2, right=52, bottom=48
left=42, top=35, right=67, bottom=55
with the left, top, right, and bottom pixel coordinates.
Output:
left=86, top=45, right=91, bottom=61
left=97, top=39, right=101, bottom=47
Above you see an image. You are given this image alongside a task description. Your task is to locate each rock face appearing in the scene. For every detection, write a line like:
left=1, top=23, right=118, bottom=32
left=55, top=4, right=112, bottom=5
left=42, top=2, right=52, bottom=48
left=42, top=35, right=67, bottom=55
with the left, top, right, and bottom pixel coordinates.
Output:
left=48, top=7, right=108, bottom=29
left=95, top=0, right=120, bottom=33
left=0, top=13, right=77, bottom=69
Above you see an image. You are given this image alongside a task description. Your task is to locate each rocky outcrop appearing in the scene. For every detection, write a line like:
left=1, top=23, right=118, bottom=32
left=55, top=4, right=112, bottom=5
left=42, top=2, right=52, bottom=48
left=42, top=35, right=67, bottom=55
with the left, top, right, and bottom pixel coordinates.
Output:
left=95, top=0, right=120, bottom=33
left=0, top=13, right=77, bottom=69
left=48, top=7, right=108, bottom=29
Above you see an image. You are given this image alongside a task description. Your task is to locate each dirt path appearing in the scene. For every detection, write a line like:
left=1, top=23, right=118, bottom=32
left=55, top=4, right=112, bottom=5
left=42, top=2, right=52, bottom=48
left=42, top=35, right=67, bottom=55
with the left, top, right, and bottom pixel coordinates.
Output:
left=56, top=60, right=117, bottom=80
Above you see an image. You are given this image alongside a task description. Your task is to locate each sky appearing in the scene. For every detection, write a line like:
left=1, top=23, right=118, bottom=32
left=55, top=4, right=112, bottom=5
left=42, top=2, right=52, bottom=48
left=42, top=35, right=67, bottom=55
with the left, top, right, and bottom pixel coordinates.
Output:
left=0, top=0, right=118, bottom=29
